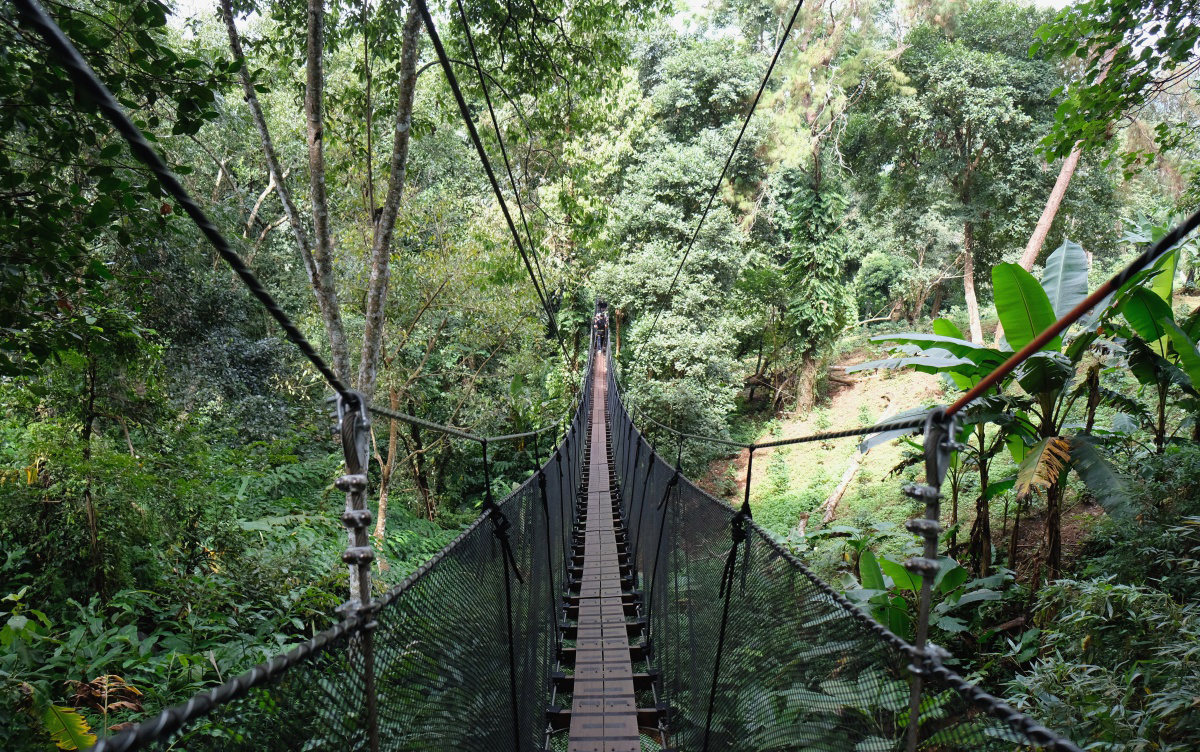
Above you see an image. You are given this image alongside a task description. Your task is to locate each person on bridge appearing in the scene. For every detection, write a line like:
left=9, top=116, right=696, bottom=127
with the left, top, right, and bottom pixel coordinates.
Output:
left=593, top=311, right=608, bottom=349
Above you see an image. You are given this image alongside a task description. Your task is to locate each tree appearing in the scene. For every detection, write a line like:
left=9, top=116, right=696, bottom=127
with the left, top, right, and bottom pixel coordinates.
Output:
left=850, top=1, right=1062, bottom=342
left=1033, top=0, right=1200, bottom=175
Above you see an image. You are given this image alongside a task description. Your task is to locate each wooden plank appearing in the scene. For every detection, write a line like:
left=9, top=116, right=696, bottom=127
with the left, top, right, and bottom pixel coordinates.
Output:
left=568, top=356, right=641, bottom=752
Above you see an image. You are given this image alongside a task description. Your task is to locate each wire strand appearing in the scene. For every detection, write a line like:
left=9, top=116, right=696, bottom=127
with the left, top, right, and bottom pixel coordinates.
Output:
left=643, top=0, right=807, bottom=345
left=415, top=0, right=567, bottom=360
left=454, top=0, right=551, bottom=311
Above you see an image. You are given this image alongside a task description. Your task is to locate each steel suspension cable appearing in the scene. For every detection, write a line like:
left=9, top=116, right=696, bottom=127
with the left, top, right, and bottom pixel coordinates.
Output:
left=415, top=0, right=567, bottom=360
left=453, top=0, right=551, bottom=308
left=643, top=0, right=807, bottom=344
left=13, top=0, right=353, bottom=398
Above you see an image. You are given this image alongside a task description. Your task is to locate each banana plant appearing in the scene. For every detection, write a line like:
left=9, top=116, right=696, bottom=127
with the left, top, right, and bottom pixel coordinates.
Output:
left=851, top=240, right=1139, bottom=584
left=1107, top=265, right=1200, bottom=452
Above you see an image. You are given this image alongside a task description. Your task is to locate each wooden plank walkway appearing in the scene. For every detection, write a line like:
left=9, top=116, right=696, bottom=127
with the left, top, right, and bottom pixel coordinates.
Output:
left=568, top=356, right=641, bottom=752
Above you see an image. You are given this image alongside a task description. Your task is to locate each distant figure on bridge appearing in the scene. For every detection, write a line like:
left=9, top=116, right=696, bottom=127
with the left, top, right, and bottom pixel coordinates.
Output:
left=593, top=312, right=608, bottom=349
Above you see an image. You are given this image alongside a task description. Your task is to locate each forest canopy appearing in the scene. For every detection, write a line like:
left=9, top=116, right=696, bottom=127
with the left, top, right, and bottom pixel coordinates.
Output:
left=3, top=0, right=1200, bottom=748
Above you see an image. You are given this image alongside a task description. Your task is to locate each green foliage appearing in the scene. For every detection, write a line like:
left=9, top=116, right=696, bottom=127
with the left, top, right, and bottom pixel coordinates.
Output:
left=1033, top=0, right=1200, bottom=174
left=855, top=251, right=907, bottom=318
left=1008, top=579, right=1200, bottom=751
left=0, top=0, right=233, bottom=377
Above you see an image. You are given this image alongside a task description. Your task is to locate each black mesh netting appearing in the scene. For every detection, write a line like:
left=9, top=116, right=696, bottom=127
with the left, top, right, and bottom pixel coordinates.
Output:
left=89, top=355, right=595, bottom=752
left=605, top=353, right=1080, bottom=752
left=92, top=342, right=1080, bottom=752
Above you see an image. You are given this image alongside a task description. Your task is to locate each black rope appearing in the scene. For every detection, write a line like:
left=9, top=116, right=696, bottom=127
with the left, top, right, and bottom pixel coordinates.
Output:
left=631, top=390, right=929, bottom=451
left=88, top=613, right=367, bottom=752
left=13, top=0, right=353, bottom=398
left=643, top=0, right=808, bottom=345
left=452, top=0, right=551, bottom=311
left=369, top=403, right=564, bottom=446
left=414, top=0, right=566, bottom=359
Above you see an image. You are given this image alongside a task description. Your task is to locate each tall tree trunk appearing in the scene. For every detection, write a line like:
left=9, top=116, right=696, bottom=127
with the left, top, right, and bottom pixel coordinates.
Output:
left=1008, top=497, right=1022, bottom=569
left=928, top=281, right=944, bottom=319
left=81, top=354, right=103, bottom=596
left=1018, top=146, right=1083, bottom=270
left=374, top=387, right=401, bottom=545
left=222, top=0, right=348, bottom=381
left=968, top=425, right=992, bottom=576
left=795, top=353, right=820, bottom=412
left=358, top=0, right=423, bottom=404
left=1045, top=483, right=1063, bottom=581
left=995, top=53, right=1114, bottom=346
left=963, top=221, right=984, bottom=343
left=305, top=0, right=351, bottom=382
left=410, top=424, right=434, bottom=521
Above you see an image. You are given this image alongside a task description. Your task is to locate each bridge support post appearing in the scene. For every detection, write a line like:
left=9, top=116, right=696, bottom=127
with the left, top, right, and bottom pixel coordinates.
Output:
left=902, top=409, right=958, bottom=752
left=335, top=391, right=380, bottom=752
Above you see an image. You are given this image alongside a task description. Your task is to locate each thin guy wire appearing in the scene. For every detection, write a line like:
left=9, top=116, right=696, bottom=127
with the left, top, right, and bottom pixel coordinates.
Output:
left=13, top=0, right=352, bottom=399
left=454, top=0, right=551, bottom=312
left=414, top=0, right=567, bottom=360
left=643, top=0, right=807, bottom=344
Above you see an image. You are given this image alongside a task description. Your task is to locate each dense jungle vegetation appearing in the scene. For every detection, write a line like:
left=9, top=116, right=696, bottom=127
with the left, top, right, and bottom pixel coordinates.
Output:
left=3, top=0, right=1200, bottom=748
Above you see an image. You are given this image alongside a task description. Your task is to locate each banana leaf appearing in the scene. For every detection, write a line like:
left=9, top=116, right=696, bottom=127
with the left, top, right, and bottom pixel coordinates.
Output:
left=993, top=263, right=1062, bottom=352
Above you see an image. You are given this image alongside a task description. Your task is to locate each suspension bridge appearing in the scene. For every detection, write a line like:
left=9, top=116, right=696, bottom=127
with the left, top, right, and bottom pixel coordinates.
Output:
left=14, top=0, right=1200, bottom=748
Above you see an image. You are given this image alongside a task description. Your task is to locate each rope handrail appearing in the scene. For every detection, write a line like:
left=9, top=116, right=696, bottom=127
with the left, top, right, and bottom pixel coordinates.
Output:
left=634, top=407, right=930, bottom=451
left=368, top=404, right=567, bottom=445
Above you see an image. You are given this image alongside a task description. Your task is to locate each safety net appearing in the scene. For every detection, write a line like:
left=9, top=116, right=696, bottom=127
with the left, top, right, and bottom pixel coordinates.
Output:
left=605, top=351, right=1079, bottom=752
left=89, top=354, right=595, bottom=752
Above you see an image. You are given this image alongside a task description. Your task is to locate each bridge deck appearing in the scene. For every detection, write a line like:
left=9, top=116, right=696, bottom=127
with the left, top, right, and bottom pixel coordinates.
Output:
left=568, top=356, right=640, bottom=752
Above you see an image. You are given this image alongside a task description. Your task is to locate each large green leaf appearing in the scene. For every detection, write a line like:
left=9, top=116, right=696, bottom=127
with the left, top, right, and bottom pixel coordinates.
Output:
left=870, top=334, right=1006, bottom=366
left=1015, top=352, right=1073, bottom=396
left=42, top=706, right=96, bottom=750
left=1164, top=319, right=1200, bottom=387
left=1150, top=248, right=1179, bottom=306
left=993, top=263, right=1062, bottom=352
left=879, top=556, right=921, bottom=592
left=858, top=550, right=885, bottom=591
left=1069, top=436, right=1134, bottom=517
left=932, top=318, right=965, bottom=339
left=1040, top=240, right=1090, bottom=319
left=1121, top=287, right=1173, bottom=356
left=847, top=355, right=975, bottom=375
left=934, top=558, right=970, bottom=594
left=1007, top=433, right=1030, bottom=464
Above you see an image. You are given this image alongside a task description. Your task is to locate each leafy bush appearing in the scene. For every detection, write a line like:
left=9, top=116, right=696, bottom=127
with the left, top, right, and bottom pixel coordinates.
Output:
left=855, top=251, right=907, bottom=318
left=1008, top=579, right=1200, bottom=751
